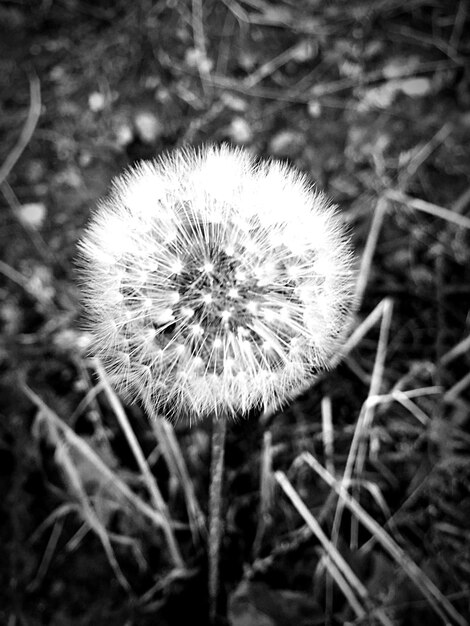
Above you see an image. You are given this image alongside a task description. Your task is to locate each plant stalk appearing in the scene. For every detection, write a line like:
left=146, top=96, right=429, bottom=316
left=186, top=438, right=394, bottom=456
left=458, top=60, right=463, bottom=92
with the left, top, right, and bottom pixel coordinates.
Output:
left=208, top=414, right=227, bottom=624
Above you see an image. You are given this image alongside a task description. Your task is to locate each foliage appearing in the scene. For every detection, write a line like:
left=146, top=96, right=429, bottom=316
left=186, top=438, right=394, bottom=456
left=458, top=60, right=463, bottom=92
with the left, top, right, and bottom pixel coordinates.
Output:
left=1, top=0, right=470, bottom=624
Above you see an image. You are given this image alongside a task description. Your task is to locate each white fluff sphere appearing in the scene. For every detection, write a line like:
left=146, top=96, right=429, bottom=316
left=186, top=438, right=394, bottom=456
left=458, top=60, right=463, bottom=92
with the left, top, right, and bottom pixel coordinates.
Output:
left=78, top=145, right=355, bottom=421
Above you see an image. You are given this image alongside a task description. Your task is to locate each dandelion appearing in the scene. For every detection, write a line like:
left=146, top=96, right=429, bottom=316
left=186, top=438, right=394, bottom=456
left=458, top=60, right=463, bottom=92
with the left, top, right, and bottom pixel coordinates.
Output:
left=77, top=144, right=356, bottom=623
left=78, top=144, right=355, bottom=423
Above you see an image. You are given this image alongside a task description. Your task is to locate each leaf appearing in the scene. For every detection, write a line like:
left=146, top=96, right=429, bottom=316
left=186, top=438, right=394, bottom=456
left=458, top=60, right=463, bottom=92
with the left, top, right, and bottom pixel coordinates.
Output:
left=228, top=580, right=322, bottom=626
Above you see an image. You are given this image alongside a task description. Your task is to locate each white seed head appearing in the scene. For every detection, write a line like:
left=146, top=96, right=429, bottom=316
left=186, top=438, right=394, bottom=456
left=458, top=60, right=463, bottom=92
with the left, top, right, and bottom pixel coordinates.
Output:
left=77, top=144, right=356, bottom=421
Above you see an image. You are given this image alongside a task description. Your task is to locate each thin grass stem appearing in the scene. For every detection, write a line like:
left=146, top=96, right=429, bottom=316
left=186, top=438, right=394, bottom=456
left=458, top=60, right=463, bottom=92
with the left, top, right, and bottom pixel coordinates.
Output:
left=275, top=470, right=394, bottom=626
left=301, top=452, right=468, bottom=626
left=208, top=415, right=227, bottom=624
left=96, top=360, right=184, bottom=568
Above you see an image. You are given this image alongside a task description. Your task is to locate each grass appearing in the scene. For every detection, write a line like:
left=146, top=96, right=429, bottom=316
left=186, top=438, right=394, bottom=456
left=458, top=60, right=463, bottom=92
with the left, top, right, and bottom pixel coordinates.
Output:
left=1, top=0, right=470, bottom=624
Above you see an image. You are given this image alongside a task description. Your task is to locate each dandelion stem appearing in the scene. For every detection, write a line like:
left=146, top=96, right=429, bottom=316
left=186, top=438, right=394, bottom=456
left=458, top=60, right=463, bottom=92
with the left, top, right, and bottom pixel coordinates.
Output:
left=208, top=414, right=227, bottom=624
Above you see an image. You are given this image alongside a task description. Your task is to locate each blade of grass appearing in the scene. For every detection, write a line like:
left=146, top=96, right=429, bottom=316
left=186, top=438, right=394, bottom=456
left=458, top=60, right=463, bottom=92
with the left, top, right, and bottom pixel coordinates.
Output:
left=352, top=298, right=393, bottom=547
left=22, top=385, right=181, bottom=537
left=301, top=452, right=468, bottom=626
left=444, top=371, right=470, bottom=402
left=44, top=417, right=131, bottom=591
left=332, top=298, right=393, bottom=548
left=398, top=122, right=453, bottom=189
left=275, top=471, right=395, bottom=626
left=95, top=359, right=184, bottom=568
left=64, top=521, right=91, bottom=553
left=321, top=397, right=335, bottom=477
left=252, top=429, right=274, bottom=558
left=144, top=398, right=205, bottom=543
left=68, top=379, right=105, bottom=425
left=441, top=334, right=470, bottom=365
left=0, top=259, right=46, bottom=302
left=28, top=517, right=65, bottom=591
left=0, top=75, right=41, bottom=186
left=335, top=298, right=390, bottom=364
left=319, top=552, right=369, bottom=621
left=385, top=189, right=470, bottom=230
left=354, top=197, right=388, bottom=306
left=313, top=298, right=391, bottom=381
left=159, top=417, right=206, bottom=537
left=28, top=503, right=76, bottom=546
left=392, top=389, right=431, bottom=425
left=138, top=567, right=197, bottom=606
left=367, top=386, right=442, bottom=408
left=244, top=41, right=314, bottom=89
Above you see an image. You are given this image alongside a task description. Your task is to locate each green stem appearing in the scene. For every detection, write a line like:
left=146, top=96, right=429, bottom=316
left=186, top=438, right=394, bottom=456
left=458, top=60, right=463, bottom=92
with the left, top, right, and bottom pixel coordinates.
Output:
left=208, top=414, right=227, bottom=624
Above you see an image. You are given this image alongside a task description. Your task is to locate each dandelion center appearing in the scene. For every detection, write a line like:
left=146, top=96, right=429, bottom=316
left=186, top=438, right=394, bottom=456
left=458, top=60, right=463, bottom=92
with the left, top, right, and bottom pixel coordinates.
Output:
left=124, top=217, right=307, bottom=374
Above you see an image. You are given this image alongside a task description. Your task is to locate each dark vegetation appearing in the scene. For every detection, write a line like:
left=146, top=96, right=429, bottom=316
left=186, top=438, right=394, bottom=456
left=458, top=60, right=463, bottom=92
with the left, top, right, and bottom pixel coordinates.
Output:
left=1, top=0, right=470, bottom=624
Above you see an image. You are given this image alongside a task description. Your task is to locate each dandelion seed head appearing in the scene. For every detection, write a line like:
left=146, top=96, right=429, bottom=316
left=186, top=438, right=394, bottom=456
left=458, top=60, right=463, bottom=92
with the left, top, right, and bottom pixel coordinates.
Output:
left=78, top=144, right=356, bottom=421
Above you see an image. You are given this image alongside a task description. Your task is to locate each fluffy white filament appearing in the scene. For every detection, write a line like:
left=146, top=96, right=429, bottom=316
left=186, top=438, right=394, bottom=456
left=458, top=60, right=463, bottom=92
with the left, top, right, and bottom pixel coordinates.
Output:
left=78, top=145, right=355, bottom=421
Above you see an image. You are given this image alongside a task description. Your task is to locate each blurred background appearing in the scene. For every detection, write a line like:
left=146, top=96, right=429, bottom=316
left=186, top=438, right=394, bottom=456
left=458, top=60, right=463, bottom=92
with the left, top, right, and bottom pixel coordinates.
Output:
left=1, top=1, right=470, bottom=624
